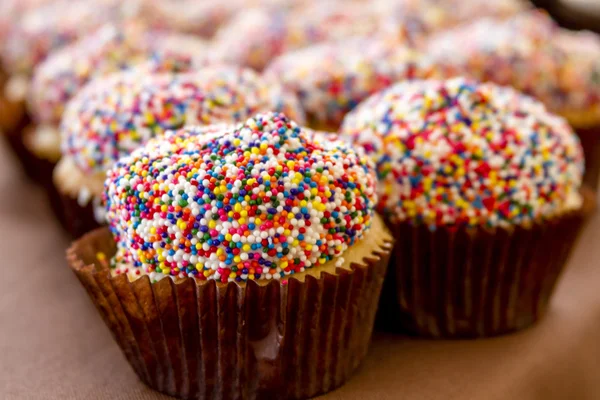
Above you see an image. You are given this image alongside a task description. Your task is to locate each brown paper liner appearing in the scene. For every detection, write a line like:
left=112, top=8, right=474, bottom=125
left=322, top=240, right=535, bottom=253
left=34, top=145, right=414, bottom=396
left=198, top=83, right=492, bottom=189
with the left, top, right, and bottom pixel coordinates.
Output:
left=305, top=114, right=341, bottom=133
left=575, top=125, right=600, bottom=190
left=67, top=226, right=392, bottom=399
left=381, top=187, right=596, bottom=339
left=58, top=190, right=103, bottom=239
left=17, top=125, right=67, bottom=229
left=0, top=98, right=33, bottom=177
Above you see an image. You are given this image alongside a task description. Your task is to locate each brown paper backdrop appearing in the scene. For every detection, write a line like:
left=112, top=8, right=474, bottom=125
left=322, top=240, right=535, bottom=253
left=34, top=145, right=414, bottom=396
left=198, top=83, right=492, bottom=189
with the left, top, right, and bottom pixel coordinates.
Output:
left=1, top=140, right=599, bottom=400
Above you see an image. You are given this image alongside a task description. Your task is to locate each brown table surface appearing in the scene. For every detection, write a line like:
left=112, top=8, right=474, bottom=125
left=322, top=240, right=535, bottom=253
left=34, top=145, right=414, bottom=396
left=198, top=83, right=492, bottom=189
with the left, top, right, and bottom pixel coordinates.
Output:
left=1, top=140, right=599, bottom=400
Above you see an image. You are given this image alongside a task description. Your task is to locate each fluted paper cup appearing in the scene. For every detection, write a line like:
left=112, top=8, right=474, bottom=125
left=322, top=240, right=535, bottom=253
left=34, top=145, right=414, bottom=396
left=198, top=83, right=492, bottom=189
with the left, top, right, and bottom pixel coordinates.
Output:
left=67, top=217, right=393, bottom=399
left=383, top=187, right=595, bottom=338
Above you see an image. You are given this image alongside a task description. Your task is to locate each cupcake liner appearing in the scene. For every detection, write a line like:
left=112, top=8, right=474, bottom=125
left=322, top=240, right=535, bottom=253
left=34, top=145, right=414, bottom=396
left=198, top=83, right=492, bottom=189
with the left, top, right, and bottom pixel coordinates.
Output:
left=575, top=125, right=600, bottom=190
left=67, top=227, right=392, bottom=399
left=305, top=114, right=341, bottom=133
left=27, top=152, right=69, bottom=230
left=0, top=102, right=33, bottom=178
left=384, top=187, right=596, bottom=338
left=59, top=191, right=103, bottom=238
left=19, top=125, right=67, bottom=230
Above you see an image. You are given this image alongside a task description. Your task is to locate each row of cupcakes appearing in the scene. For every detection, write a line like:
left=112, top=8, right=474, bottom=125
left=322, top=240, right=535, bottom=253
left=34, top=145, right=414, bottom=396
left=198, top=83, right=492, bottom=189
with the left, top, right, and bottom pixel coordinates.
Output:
left=0, top=2, right=597, bottom=398
left=67, top=75, right=593, bottom=399
left=0, top=0, right=529, bottom=182
left=19, top=10, right=597, bottom=239
left=3, top=6, right=600, bottom=237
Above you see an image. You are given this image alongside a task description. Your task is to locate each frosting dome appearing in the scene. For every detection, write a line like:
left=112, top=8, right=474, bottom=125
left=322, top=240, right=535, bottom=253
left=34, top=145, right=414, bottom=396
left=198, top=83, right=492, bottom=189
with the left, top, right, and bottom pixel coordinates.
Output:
left=211, top=3, right=399, bottom=71
left=28, top=22, right=207, bottom=124
left=341, top=77, right=583, bottom=228
left=426, top=11, right=600, bottom=117
left=1, top=0, right=124, bottom=75
left=105, top=112, right=377, bottom=282
left=61, top=65, right=305, bottom=173
left=265, top=37, right=441, bottom=129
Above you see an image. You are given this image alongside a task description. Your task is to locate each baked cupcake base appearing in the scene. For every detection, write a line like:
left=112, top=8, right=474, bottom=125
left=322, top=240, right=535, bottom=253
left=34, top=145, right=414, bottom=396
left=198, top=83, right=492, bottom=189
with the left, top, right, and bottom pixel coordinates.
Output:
left=0, top=73, right=35, bottom=177
left=22, top=125, right=67, bottom=229
left=67, top=216, right=392, bottom=399
left=0, top=101, right=31, bottom=177
left=53, top=157, right=105, bottom=238
left=382, top=187, right=595, bottom=338
left=575, top=125, right=600, bottom=190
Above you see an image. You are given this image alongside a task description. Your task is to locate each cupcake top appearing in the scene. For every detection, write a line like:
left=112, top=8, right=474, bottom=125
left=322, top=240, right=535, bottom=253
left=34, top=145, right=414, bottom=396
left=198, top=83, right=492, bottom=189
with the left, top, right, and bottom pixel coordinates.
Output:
left=211, top=3, right=399, bottom=71
left=1, top=0, right=123, bottom=75
left=0, top=0, right=51, bottom=54
left=141, top=0, right=241, bottom=38
left=28, top=22, right=207, bottom=125
left=210, top=7, right=288, bottom=71
left=341, top=77, right=583, bottom=229
left=264, top=37, right=441, bottom=129
left=426, top=11, right=600, bottom=119
left=61, top=65, right=305, bottom=174
left=376, top=0, right=527, bottom=41
left=105, top=112, right=377, bottom=282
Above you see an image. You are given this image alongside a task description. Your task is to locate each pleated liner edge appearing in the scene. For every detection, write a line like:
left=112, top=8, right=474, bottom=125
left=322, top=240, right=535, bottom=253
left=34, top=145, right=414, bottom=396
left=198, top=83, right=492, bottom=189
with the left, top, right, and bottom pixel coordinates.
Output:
left=576, top=124, right=600, bottom=190
left=385, top=186, right=596, bottom=338
left=58, top=190, right=101, bottom=239
left=67, top=227, right=393, bottom=400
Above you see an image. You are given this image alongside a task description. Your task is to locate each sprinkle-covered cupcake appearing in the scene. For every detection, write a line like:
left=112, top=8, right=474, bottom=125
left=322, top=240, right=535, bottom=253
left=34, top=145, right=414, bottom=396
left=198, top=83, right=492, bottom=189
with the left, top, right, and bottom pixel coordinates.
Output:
left=55, top=65, right=305, bottom=237
left=67, top=112, right=393, bottom=399
left=427, top=10, right=600, bottom=189
left=375, top=0, right=528, bottom=43
left=341, top=77, right=594, bottom=338
left=140, top=0, right=241, bottom=38
left=25, top=22, right=207, bottom=169
left=211, top=3, right=400, bottom=72
left=23, top=22, right=206, bottom=229
left=0, top=0, right=124, bottom=177
left=264, top=37, right=441, bottom=131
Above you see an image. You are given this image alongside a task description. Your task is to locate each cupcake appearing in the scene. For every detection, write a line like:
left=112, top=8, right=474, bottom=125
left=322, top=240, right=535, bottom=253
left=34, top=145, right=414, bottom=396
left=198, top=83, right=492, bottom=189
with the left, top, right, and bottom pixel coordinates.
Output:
left=374, top=0, right=528, bottom=43
left=55, top=65, right=305, bottom=238
left=67, top=112, right=393, bottom=399
left=24, top=22, right=206, bottom=226
left=211, top=2, right=401, bottom=72
left=0, top=0, right=53, bottom=174
left=426, top=10, right=600, bottom=189
left=140, top=0, right=242, bottom=38
left=264, top=37, right=441, bottom=131
left=0, top=0, right=126, bottom=176
left=341, top=77, right=594, bottom=338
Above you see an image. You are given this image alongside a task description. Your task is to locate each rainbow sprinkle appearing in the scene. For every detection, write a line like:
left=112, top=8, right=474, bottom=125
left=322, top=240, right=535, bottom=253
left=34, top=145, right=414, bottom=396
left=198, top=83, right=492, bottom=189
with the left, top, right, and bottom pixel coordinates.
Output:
left=105, top=112, right=377, bottom=282
left=341, top=77, right=584, bottom=229
left=60, top=65, right=305, bottom=174
left=29, top=22, right=207, bottom=125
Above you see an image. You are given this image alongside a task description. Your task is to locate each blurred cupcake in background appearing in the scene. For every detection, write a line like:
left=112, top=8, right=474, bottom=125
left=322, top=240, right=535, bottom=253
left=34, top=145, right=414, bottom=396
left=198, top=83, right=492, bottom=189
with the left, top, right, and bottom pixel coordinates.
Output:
left=341, top=77, right=594, bottom=338
left=211, top=1, right=402, bottom=72
left=0, top=0, right=131, bottom=176
left=67, top=112, right=392, bottom=399
left=427, top=10, right=600, bottom=189
left=56, top=65, right=305, bottom=237
left=25, top=21, right=207, bottom=226
left=374, top=0, right=529, bottom=43
left=0, top=0, right=52, bottom=77
left=264, top=37, right=442, bottom=131
left=139, top=0, right=243, bottom=38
